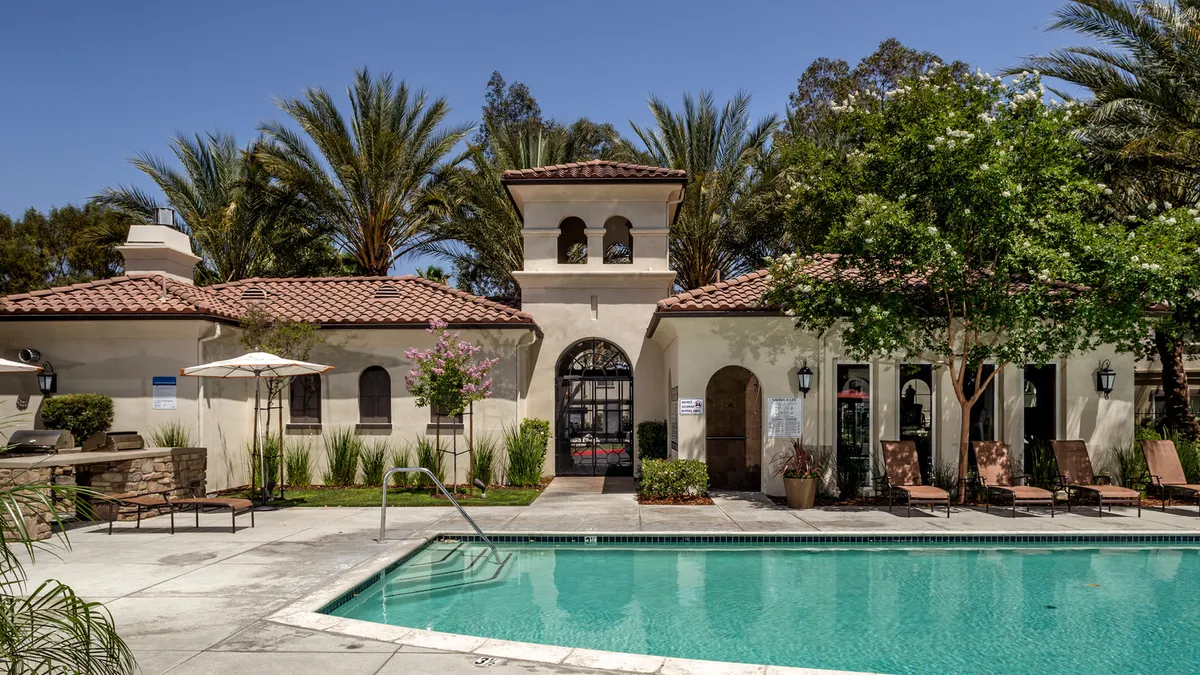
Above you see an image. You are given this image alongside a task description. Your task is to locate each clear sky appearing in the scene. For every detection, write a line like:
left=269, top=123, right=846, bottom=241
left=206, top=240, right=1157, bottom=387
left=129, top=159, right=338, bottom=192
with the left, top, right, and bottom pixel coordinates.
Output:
left=0, top=0, right=1075, bottom=274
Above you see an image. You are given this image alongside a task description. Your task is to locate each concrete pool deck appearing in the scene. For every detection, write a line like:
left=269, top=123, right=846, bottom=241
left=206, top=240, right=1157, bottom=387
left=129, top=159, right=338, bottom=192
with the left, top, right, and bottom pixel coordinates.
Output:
left=20, top=478, right=1200, bottom=674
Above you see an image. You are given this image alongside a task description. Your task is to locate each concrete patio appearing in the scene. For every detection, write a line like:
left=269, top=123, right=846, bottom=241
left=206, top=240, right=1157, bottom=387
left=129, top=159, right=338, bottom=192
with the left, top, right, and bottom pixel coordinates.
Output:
left=19, top=478, right=1200, bottom=675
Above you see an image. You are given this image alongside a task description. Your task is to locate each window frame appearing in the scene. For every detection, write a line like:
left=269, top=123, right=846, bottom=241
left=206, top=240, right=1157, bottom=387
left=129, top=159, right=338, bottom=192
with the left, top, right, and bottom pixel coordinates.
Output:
left=288, top=374, right=322, bottom=426
left=358, top=366, right=392, bottom=425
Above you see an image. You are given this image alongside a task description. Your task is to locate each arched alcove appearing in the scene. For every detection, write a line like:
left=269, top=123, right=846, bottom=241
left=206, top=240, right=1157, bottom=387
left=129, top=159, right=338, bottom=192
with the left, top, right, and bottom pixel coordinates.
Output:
left=603, top=216, right=632, bottom=264
left=557, top=217, right=587, bottom=264
left=705, top=366, right=762, bottom=490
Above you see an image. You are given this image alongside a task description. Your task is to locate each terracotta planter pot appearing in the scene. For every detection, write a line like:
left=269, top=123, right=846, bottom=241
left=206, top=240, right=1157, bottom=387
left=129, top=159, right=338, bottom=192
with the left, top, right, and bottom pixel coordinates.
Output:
left=783, top=476, right=818, bottom=509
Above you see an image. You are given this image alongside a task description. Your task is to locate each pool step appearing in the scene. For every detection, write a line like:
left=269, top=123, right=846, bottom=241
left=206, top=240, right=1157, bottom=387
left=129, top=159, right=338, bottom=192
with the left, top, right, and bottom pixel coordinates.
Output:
left=384, top=552, right=513, bottom=598
left=403, top=541, right=466, bottom=569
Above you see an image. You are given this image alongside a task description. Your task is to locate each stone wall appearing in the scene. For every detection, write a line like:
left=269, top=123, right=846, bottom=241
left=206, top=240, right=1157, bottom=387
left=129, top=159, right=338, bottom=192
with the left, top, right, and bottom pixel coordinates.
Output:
left=0, top=467, right=54, bottom=541
left=77, top=449, right=207, bottom=522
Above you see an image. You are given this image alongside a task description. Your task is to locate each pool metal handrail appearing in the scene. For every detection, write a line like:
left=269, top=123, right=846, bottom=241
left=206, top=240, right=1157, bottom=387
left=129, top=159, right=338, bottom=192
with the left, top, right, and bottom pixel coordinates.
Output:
left=380, top=467, right=500, bottom=563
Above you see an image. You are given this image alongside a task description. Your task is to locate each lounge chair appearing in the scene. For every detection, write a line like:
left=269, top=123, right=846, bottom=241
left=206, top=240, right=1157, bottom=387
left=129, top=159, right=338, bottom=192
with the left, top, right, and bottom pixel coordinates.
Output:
left=167, top=484, right=255, bottom=534
left=103, top=489, right=175, bottom=535
left=1051, top=440, right=1141, bottom=517
left=1139, top=439, right=1200, bottom=515
left=880, top=440, right=950, bottom=517
left=972, top=441, right=1055, bottom=517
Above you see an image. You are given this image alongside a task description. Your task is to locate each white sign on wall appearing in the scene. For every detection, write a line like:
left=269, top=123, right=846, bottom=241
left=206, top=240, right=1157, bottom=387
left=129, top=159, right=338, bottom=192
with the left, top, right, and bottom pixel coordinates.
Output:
left=152, top=376, right=177, bottom=410
left=766, top=396, right=803, bottom=438
left=679, top=398, right=704, bottom=415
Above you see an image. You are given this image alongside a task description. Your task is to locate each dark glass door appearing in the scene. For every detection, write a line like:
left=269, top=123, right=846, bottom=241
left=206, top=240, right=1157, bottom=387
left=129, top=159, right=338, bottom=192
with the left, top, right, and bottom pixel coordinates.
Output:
left=899, top=364, right=934, bottom=483
left=1023, top=365, right=1057, bottom=469
left=963, top=364, right=996, bottom=472
left=555, top=340, right=633, bottom=476
left=836, top=364, right=871, bottom=494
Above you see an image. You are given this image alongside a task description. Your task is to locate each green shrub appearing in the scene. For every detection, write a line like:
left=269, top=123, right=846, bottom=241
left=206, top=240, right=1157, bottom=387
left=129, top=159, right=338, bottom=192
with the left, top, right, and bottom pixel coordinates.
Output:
left=638, top=459, right=708, bottom=498
left=414, top=437, right=446, bottom=488
left=285, top=440, right=313, bottom=486
left=360, top=438, right=389, bottom=487
left=504, top=422, right=546, bottom=486
left=322, top=427, right=363, bottom=486
left=40, top=394, right=113, bottom=445
left=637, top=421, right=668, bottom=460
left=931, top=460, right=959, bottom=499
left=390, top=445, right=413, bottom=488
left=246, top=434, right=281, bottom=490
left=1023, top=442, right=1060, bottom=490
left=1108, top=441, right=1147, bottom=489
left=149, top=419, right=195, bottom=447
left=471, top=435, right=498, bottom=486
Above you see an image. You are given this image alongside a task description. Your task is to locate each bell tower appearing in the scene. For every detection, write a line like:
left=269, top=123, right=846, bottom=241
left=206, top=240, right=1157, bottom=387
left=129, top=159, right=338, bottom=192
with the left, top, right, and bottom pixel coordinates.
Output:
left=503, top=160, right=686, bottom=476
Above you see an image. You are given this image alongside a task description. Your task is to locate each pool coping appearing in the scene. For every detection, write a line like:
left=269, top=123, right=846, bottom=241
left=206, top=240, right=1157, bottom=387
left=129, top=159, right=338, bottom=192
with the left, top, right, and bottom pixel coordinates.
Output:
left=269, top=530, right=1200, bottom=675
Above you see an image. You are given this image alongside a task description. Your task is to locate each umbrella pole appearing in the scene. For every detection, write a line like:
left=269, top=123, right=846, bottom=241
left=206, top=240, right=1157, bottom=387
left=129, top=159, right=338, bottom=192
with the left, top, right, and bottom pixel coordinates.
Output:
left=255, top=376, right=267, bottom=505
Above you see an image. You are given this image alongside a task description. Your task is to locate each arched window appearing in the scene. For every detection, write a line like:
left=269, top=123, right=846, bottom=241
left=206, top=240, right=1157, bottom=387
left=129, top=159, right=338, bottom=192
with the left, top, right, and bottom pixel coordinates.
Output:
left=289, top=374, right=321, bottom=424
left=603, top=216, right=632, bottom=264
left=359, top=366, right=391, bottom=424
left=557, top=217, right=587, bottom=264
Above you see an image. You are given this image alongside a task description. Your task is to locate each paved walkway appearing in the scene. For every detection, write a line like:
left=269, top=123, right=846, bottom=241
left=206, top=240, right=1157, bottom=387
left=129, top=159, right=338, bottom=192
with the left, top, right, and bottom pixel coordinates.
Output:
left=19, top=479, right=1200, bottom=675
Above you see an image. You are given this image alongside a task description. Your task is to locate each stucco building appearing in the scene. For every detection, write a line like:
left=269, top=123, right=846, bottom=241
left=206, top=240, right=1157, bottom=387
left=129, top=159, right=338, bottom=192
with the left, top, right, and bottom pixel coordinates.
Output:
left=0, top=161, right=1135, bottom=495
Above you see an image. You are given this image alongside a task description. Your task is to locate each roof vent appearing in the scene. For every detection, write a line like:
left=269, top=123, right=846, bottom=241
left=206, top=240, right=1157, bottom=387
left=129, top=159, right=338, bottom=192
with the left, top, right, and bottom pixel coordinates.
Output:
left=239, top=286, right=268, bottom=301
left=373, top=283, right=402, bottom=299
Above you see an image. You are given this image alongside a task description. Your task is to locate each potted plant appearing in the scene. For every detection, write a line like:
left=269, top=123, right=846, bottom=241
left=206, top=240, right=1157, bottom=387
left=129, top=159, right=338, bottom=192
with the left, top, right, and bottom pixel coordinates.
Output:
left=772, top=438, right=823, bottom=509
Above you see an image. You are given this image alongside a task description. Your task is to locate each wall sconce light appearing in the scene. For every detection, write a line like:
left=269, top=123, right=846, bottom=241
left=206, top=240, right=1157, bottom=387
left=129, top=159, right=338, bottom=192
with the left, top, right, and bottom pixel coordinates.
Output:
left=1096, top=360, right=1115, bottom=399
left=797, top=361, right=813, bottom=398
left=37, top=362, right=57, bottom=396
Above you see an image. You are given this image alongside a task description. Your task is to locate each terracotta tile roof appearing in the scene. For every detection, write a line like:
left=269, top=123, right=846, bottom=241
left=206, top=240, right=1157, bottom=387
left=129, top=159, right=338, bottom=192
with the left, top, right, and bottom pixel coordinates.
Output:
left=502, top=160, right=687, bottom=182
left=656, top=270, right=775, bottom=313
left=0, top=274, right=537, bottom=329
left=0, top=274, right=244, bottom=320
left=206, top=276, right=535, bottom=326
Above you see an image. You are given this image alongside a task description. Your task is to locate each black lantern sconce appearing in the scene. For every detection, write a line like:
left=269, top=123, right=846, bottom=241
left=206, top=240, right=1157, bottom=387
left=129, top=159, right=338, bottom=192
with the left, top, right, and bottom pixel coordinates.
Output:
left=797, top=361, right=814, bottom=398
left=37, top=362, right=57, bottom=397
left=1096, top=360, right=1115, bottom=399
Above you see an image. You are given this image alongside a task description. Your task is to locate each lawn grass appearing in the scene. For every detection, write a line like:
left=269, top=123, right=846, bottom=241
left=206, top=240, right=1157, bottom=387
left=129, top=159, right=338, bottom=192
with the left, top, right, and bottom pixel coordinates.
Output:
left=233, top=486, right=542, bottom=507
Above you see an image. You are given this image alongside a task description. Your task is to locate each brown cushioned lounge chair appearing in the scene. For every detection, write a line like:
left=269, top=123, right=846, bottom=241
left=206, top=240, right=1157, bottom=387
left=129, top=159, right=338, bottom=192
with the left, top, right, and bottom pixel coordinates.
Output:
left=880, top=440, right=950, bottom=517
left=972, top=441, right=1055, bottom=517
left=104, top=489, right=174, bottom=535
left=1051, top=440, right=1141, bottom=517
left=1140, top=439, right=1200, bottom=515
left=167, top=485, right=254, bottom=534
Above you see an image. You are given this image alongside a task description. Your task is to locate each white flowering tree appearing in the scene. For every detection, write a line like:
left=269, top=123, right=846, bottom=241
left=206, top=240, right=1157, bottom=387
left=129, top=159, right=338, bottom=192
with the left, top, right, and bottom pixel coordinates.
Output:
left=764, top=67, right=1154, bottom=497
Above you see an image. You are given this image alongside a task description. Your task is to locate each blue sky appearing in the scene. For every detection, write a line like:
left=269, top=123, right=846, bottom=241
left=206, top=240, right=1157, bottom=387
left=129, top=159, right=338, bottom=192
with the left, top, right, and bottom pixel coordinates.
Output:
left=0, top=1, right=1076, bottom=274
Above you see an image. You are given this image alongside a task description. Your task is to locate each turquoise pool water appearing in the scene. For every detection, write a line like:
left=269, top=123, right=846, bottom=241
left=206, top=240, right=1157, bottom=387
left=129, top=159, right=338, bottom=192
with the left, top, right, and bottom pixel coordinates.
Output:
left=329, top=539, right=1200, bottom=674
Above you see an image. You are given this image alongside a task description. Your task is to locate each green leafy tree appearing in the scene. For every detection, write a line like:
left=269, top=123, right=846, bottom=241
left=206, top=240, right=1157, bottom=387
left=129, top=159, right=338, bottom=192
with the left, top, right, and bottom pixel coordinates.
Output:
left=622, top=91, right=778, bottom=290
left=1014, top=0, right=1200, bottom=437
left=763, top=69, right=1151, bottom=496
left=256, top=68, right=471, bottom=276
left=238, top=306, right=324, bottom=481
left=0, top=204, right=125, bottom=295
left=93, top=132, right=341, bottom=284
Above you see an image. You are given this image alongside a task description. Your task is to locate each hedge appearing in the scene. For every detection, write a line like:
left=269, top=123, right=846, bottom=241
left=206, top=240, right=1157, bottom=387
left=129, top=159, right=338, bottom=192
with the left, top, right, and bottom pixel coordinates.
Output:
left=638, top=459, right=708, bottom=498
left=636, top=420, right=668, bottom=460
left=40, top=394, right=114, bottom=446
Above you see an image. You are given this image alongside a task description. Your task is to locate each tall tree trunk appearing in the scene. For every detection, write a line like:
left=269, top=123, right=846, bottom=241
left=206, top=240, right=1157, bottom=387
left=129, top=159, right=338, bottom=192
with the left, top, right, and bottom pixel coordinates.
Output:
left=956, top=398, right=974, bottom=505
left=1155, top=330, right=1200, bottom=439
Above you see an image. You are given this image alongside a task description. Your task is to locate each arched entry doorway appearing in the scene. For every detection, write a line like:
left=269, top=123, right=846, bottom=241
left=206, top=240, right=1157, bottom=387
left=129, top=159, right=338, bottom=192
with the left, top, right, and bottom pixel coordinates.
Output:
left=705, top=366, right=762, bottom=490
left=555, top=339, right=634, bottom=475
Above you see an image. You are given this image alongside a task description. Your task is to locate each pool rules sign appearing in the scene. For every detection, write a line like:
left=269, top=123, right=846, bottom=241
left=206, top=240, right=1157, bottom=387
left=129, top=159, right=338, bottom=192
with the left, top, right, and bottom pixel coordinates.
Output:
left=152, top=376, right=177, bottom=410
left=766, top=397, right=802, bottom=438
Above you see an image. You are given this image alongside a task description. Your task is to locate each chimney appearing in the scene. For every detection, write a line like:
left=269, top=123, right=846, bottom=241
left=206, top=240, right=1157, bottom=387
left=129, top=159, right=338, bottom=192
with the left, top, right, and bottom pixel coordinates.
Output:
left=117, top=208, right=200, bottom=283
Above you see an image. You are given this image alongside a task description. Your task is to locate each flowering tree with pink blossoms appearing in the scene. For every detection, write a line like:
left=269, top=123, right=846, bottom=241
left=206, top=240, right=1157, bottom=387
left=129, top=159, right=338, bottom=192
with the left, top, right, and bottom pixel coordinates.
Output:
left=405, top=320, right=499, bottom=491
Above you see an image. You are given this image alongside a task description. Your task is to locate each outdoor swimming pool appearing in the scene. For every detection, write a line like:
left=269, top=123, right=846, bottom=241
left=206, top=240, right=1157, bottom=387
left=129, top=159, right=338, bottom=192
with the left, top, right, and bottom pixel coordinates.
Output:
left=326, top=537, right=1200, bottom=674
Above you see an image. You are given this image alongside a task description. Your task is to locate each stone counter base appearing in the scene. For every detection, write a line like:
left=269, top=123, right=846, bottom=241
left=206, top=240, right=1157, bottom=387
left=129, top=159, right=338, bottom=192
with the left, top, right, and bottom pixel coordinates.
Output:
left=79, top=450, right=207, bottom=522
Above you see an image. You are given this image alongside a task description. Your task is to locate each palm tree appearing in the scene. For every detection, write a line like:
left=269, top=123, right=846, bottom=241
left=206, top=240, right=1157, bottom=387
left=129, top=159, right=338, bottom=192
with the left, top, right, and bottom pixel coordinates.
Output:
left=424, top=119, right=619, bottom=296
left=1016, top=0, right=1200, bottom=437
left=415, top=264, right=450, bottom=285
left=256, top=69, right=471, bottom=277
left=621, top=91, right=778, bottom=290
left=0, top=465, right=134, bottom=672
left=92, top=133, right=340, bottom=284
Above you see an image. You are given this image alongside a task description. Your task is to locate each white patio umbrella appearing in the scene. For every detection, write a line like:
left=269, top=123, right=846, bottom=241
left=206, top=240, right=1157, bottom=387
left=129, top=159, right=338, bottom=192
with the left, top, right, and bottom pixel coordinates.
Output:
left=0, top=358, right=41, bottom=373
left=181, top=352, right=332, bottom=505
